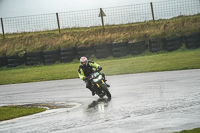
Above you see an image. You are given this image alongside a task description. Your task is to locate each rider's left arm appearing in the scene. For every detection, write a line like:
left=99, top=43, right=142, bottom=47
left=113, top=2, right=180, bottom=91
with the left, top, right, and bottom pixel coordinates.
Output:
left=90, top=62, right=100, bottom=69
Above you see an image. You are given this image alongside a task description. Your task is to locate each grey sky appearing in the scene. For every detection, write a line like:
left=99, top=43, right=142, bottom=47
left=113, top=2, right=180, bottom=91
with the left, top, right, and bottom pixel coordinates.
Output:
left=0, top=0, right=166, bottom=18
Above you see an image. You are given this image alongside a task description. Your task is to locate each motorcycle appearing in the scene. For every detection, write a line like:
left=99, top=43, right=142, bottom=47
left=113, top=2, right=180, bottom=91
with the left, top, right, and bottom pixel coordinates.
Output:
left=88, top=70, right=111, bottom=99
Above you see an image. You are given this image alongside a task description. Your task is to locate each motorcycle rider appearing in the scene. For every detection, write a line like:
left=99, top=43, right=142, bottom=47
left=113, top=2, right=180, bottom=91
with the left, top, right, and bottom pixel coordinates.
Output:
left=78, top=56, right=110, bottom=96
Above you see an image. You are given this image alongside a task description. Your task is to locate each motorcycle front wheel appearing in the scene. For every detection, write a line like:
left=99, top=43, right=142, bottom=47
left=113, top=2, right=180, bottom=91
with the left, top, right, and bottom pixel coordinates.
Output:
left=100, top=84, right=111, bottom=99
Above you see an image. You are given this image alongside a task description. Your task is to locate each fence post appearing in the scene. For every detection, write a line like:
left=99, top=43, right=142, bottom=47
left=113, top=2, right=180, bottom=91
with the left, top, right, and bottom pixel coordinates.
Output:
left=56, top=13, right=61, bottom=33
left=1, top=18, right=5, bottom=39
left=150, top=2, right=155, bottom=23
left=100, top=8, right=105, bottom=29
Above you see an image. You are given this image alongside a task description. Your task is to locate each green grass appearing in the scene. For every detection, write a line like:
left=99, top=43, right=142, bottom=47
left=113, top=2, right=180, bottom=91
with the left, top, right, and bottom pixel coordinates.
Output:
left=0, top=106, right=46, bottom=121
left=173, top=128, right=200, bottom=133
left=0, top=48, right=200, bottom=85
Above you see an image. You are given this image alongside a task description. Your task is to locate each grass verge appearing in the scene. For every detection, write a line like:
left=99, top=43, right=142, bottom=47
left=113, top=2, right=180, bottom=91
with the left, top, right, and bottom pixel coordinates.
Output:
left=174, top=128, right=200, bottom=133
left=0, top=106, right=46, bottom=121
left=0, top=48, right=200, bottom=85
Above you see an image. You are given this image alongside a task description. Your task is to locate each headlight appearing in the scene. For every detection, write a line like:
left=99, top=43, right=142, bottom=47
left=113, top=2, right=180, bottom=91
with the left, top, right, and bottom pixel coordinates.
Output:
left=98, top=75, right=102, bottom=80
left=93, top=79, right=98, bottom=82
left=93, top=75, right=102, bottom=82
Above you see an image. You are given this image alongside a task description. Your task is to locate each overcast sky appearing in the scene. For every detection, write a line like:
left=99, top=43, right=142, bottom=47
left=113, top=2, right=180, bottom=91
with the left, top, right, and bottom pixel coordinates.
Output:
left=0, top=0, right=167, bottom=18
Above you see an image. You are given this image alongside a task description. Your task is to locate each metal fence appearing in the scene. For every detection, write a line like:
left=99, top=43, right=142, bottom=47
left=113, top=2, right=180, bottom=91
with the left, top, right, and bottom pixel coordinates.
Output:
left=0, top=0, right=200, bottom=37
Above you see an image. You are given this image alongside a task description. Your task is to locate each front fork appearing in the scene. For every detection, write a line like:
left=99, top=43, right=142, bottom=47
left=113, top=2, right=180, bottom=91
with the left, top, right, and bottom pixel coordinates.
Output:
left=92, top=80, right=105, bottom=94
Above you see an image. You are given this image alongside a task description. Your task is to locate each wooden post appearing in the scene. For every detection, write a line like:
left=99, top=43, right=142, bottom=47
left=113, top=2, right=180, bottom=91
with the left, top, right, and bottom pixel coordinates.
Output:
left=100, top=8, right=105, bottom=29
left=56, top=13, right=61, bottom=33
left=150, top=2, right=155, bottom=23
left=1, top=18, right=5, bottom=39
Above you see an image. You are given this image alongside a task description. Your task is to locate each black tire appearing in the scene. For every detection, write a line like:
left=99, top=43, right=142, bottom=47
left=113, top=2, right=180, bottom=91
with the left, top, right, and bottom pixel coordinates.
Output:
left=61, top=51, right=76, bottom=56
left=151, top=47, right=162, bottom=53
left=26, top=57, right=42, bottom=61
left=61, top=47, right=76, bottom=52
left=44, top=59, right=56, bottom=64
left=43, top=50, right=60, bottom=55
left=166, top=45, right=181, bottom=52
left=44, top=54, right=60, bottom=59
left=185, top=38, right=200, bottom=44
left=112, top=42, right=128, bottom=48
left=185, top=32, right=200, bottom=39
left=61, top=56, right=76, bottom=63
left=77, top=50, right=89, bottom=56
left=76, top=46, right=89, bottom=51
left=166, top=36, right=183, bottom=43
left=7, top=63, right=20, bottom=67
left=100, top=84, right=111, bottom=99
left=7, top=59, right=18, bottom=63
left=150, top=43, right=160, bottom=48
left=0, top=57, right=7, bottom=67
left=7, top=55, right=18, bottom=59
left=186, top=42, right=199, bottom=49
left=129, top=40, right=145, bottom=47
left=165, top=41, right=182, bottom=47
left=26, top=61, right=40, bottom=66
left=94, top=43, right=112, bottom=49
left=112, top=47, right=128, bottom=53
left=129, top=41, right=147, bottom=52
left=26, top=52, right=42, bottom=57
left=96, top=48, right=110, bottom=53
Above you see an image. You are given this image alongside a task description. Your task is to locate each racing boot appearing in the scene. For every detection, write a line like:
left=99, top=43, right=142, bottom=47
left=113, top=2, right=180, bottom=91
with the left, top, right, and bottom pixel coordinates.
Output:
left=102, top=74, right=110, bottom=87
left=104, top=79, right=110, bottom=87
left=106, top=83, right=110, bottom=87
left=88, top=87, right=95, bottom=96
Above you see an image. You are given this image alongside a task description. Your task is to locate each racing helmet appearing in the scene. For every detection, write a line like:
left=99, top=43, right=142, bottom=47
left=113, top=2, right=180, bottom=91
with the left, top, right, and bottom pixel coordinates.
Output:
left=80, top=56, right=88, bottom=66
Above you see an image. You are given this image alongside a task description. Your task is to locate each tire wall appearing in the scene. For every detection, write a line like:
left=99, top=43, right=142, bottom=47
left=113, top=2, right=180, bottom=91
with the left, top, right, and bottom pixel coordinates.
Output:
left=1, top=32, right=200, bottom=68
left=60, top=47, right=76, bottom=63
left=129, top=40, right=147, bottom=55
left=112, top=42, right=129, bottom=57
left=149, top=38, right=166, bottom=53
left=164, top=36, right=183, bottom=52
left=26, top=51, right=43, bottom=66
left=7, top=55, right=25, bottom=67
left=184, top=32, right=200, bottom=49
left=0, top=56, right=7, bottom=67
left=76, top=46, right=94, bottom=59
left=94, top=43, right=112, bottom=59
left=43, top=49, right=61, bottom=65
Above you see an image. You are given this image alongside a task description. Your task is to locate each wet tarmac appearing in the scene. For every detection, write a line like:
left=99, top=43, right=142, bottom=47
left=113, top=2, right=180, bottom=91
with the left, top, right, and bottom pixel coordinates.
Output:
left=0, top=69, right=200, bottom=133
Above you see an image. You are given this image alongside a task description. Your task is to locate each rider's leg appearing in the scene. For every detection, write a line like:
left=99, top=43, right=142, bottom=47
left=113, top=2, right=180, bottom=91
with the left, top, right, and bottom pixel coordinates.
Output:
left=85, top=80, right=95, bottom=96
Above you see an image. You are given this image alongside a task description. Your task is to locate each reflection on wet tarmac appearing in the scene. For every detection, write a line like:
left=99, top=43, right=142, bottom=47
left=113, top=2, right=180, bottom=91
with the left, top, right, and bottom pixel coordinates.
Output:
left=87, top=98, right=111, bottom=113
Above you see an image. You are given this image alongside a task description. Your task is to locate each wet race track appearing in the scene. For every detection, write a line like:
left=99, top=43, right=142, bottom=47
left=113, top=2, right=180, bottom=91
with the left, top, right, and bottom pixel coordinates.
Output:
left=0, top=69, right=200, bottom=133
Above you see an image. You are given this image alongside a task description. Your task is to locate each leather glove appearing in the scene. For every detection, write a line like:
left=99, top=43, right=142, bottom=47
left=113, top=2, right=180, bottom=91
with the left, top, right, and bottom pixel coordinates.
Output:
left=83, top=77, right=87, bottom=81
left=98, top=66, right=102, bottom=71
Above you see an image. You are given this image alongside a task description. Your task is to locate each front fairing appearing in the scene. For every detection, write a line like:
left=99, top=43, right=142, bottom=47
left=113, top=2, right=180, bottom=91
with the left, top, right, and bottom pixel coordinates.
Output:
left=91, top=72, right=103, bottom=84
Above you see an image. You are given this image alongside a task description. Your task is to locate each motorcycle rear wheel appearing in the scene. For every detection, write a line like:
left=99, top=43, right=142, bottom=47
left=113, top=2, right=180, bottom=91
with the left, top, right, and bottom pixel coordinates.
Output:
left=100, top=84, right=111, bottom=99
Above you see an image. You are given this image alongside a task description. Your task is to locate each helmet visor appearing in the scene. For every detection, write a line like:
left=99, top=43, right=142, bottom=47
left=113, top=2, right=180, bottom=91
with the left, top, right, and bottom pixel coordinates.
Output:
left=81, top=61, right=87, bottom=65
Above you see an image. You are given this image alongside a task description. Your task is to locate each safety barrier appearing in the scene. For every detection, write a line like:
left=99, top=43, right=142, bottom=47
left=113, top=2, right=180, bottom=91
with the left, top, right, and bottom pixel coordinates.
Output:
left=94, top=43, right=112, bottom=59
left=129, top=40, right=147, bottom=55
left=60, top=47, right=76, bottom=63
left=43, top=49, right=60, bottom=65
left=149, top=39, right=165, bottom=52
left=0, top=32, right=200, bottom=67
left=6, top=55, right=25, bottom=67
left=184, top=32, right=200, bottom=49
left=26, top=51, right=43, bottom=66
